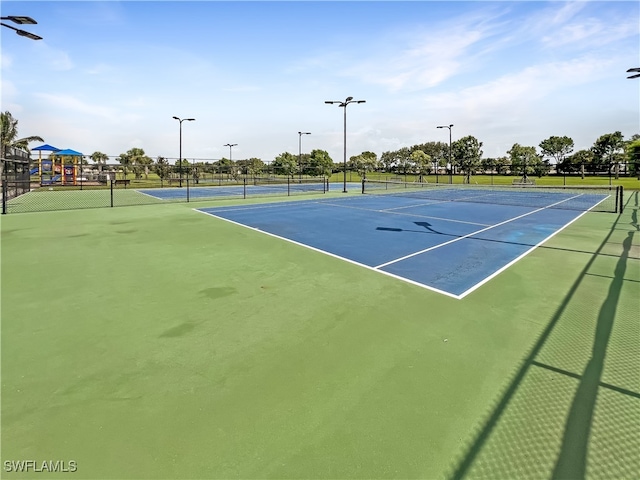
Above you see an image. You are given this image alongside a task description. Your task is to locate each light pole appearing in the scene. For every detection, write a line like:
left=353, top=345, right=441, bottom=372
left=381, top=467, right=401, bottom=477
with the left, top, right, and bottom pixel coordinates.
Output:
left=224, top=143, right=237, bottom=177
left=325, top=96, right=366, bottom=193
left=1, top=16, right=42, bottom=40
left=298, top=132, right=311, bottom=180
left=172, top=116, right=195, bottom=187
left=437, top=124, right=454, bottom=184
left=224, top=143, right=237, bottom=162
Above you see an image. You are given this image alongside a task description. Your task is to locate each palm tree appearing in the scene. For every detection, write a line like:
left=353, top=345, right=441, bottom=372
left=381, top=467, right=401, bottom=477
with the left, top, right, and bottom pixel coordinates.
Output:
left=1, top=111, right=44, bottom=177
left=90, top=151, right=109, bottom=172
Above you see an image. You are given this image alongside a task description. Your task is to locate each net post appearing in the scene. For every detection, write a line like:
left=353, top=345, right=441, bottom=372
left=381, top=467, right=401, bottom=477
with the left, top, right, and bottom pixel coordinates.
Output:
left=186, top=177, right=190, bottom=203
left=361, top=178, right=365, bottom=194
left=2, top=181, right=7, bottom=214
left=243, top=177, right=247, bottom=199
left=287, top=176, right=290, bottom=196
left=618, top=186, right=624, bottom=213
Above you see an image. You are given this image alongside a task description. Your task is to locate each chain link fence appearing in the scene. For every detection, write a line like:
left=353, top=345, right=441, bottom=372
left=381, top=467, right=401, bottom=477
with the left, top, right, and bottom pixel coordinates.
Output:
left=2, top=176, right=329, bottom=214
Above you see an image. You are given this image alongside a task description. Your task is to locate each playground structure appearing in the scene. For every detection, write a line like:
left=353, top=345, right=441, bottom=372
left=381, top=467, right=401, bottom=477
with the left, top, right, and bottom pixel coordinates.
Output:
left=30, top=145, right=85, bottom=186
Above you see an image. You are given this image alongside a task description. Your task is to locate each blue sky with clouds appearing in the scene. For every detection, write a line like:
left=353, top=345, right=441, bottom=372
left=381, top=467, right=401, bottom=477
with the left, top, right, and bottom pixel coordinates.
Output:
left=2, top=1, right=638, bottom=164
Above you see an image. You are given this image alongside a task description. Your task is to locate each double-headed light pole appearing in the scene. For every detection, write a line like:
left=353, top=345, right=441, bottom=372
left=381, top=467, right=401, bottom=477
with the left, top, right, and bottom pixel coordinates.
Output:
left=1, top=16, right=42, bottom=40
left=224, top=143, right=237, bottom=162
left=325, top=96, right=366, bottom=193
left=437, top=124, right=454, bottom=184
left=173, top=116, right=195, bottom=187
left=298, top=132, right=311, bottom=179
left=224, top=143, right=237, bottom=177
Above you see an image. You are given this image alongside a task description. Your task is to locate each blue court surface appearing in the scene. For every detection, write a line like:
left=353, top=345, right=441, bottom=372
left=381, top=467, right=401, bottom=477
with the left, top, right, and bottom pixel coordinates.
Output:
left=196, top=190, right=606, bottom=299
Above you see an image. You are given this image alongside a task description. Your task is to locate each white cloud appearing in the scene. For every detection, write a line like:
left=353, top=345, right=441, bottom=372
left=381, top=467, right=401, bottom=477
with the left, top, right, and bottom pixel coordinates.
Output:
left=33, top=43, right=74, bottom=71
left=1, top=52, right=13, bottom=70
left=421, top=55, right=616, bottom=117
left=34, top=93, right=119, bottom=120
left=548, top=1, right=588, bottom=26
left=529, top=2, right=639, bottom=50
left=340, top=9, right=508, bottom=92
left=542, top=16, right=638, bottom=49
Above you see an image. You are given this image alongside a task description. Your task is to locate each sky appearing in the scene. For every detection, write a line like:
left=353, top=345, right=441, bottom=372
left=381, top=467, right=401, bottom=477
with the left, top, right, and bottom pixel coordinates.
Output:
left=1, top=1, right=638, bottom=165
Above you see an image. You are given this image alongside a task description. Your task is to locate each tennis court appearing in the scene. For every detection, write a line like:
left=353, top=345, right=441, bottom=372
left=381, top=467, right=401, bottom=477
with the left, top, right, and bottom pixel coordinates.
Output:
left=1, top=185, right=637, bottom=479
left=197, top=182, right=617, bottom=298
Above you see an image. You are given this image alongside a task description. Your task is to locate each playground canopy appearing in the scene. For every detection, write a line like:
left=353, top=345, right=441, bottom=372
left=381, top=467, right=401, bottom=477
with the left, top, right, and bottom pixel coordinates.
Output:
left=32, top=144, right=60, bottom=153
left=54, top=149, right=83, bottom=157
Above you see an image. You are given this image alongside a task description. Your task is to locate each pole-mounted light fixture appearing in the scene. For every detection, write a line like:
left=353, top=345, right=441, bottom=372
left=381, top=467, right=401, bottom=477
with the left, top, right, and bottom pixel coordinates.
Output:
left=1, top=16, right=41, bottom=40
left=437, top=124, right=454, bottom=184
left=224, top=143, right=237, bottom=162
left=298, top=132, right=311, bottom=180
left=173, top=116, right=195, bottom=188
left=325, top=97, right=366, bottom=193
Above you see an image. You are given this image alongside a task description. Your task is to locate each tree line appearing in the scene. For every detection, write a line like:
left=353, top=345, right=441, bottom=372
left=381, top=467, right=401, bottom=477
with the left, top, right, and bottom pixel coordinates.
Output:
left=3, top=110, right=639, bottom=182
left=368, top=132, right=640, bottom=182
left=82, top=131, right=640, bottom=182
left=86, top=148, right=335, bottom=182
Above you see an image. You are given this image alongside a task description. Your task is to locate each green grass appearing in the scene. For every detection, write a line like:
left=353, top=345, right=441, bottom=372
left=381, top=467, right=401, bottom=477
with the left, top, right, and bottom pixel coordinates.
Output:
left=1, top=192, right=638, bottom=479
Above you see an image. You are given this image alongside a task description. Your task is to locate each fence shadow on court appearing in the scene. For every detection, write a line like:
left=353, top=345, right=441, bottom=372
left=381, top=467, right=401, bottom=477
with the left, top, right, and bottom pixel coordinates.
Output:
left=447, top=191, right=639, bottom=479
left=376, top=217, right=640, bottom=261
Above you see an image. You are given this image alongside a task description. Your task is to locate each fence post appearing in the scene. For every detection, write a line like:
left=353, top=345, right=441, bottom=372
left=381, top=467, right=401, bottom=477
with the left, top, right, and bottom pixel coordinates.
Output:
left=186, top=177, right=190, bottom=203
left=243, top=177, right=247, bottom=199
left=110, top=179, right=114, bottom=207
left=2, top=182, right=6, bottom=214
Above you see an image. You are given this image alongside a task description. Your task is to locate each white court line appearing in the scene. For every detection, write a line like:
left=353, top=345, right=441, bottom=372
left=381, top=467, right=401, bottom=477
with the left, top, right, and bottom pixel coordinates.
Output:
left=457, top=209, right=592, bottom=298
left=384, top=201, right=449, bottom=211
left=374, top=193, right=584, bottom=269
left=201, top=199, right=325, bottom=213
left=457, top=194, right=611, bottom=298
left=194, top=208, right=462, bottom=299
left=135, top=189, right=167, bottom=200
left=194, top=191, right=606, bottom=300
left=203, top=196, right=490, bottom=227
left=319, top=199, right=491, bottom=227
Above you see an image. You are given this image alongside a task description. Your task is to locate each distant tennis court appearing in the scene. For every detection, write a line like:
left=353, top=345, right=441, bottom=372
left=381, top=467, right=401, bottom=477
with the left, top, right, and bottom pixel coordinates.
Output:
left=137, top=178, right=329, bottom=201
left=197, top=181, right=618, bottom=298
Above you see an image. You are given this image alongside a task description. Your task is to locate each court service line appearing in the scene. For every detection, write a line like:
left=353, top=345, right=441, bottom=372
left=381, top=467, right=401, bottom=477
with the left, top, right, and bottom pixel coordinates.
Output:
left=320, top=199, right=491, bottom=227
left=383, top=199, right=450, bottom=211
left=374, top=193, right=585, bottom=269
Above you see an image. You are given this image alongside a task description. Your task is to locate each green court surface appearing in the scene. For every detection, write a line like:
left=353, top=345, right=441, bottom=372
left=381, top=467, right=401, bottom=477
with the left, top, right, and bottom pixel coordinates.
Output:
left=1, top=192, right=638, bottom=479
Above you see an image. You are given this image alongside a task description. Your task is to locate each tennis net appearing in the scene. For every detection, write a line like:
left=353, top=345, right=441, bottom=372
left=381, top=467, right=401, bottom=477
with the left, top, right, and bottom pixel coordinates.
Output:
left=361, top=179, right=623, bottom=213
left=252, top=176, right=328, bottom=193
